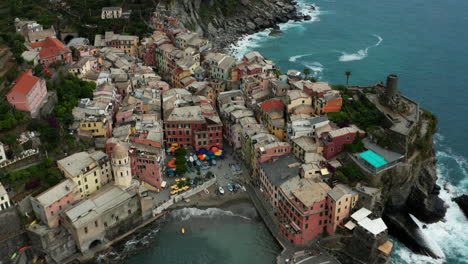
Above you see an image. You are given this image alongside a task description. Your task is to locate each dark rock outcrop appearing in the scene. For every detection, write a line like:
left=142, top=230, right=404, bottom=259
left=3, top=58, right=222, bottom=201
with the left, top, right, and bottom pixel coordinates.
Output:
left=383, top=211, right=443, bottom=259
left=453, top=194, right=468, bottom=218
left=159, top=0, right=305, bottom=50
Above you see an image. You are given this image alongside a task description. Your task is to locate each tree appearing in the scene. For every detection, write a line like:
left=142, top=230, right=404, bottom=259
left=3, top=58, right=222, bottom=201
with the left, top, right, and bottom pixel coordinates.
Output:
left=303, top=68, right=311, bottom=79
left=345, top=70, right=352, bottom=86
left=174, top=147, right=188, bottom=175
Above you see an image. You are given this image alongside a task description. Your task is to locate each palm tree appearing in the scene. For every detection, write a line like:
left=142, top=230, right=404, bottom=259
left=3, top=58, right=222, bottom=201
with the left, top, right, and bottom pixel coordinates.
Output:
left=303, top=68, right=311, bottom=79
left=345, top=70, right=352, bottom=86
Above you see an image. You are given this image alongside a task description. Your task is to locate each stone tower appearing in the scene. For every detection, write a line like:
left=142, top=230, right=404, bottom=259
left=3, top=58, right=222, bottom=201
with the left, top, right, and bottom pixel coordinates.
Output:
left=112, top=143, right=132, bottom=188
left=385, top=74, right=399, bottom=100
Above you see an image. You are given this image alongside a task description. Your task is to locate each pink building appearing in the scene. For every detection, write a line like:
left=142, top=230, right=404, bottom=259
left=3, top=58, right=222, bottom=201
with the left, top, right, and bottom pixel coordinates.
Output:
left=130, top=149, right=164, bottom=188
left=277, top=179, right=332, bottom=245
left=129, top=132, right=163, bottom=148
left=6, top=70, right=47, bottom=118
left=321, top=126, right=365, bottom=159
left=106, top=140, right=165, bottom=188
left=30, top=179, right=80, bottom=228
left=256, top=141, right=291, bottom=164
left=258, top=153, right=300, bottom=208
left=30, top=37, right=72, bottom=67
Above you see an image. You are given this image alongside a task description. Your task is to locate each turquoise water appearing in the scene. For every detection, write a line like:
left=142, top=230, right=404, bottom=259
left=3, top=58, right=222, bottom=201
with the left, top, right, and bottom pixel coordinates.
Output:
left=359, top=150, right=388, bottom=168
left=231, top=0, right=468, bottom=263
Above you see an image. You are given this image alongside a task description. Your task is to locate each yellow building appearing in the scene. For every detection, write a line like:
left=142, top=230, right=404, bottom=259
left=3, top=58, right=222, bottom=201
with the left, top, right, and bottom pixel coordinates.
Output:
left=287, top=90, right=312, bottom=114
left=80, top=116, right=110, bottom=138
left=58, top=151, right=112, bottom=198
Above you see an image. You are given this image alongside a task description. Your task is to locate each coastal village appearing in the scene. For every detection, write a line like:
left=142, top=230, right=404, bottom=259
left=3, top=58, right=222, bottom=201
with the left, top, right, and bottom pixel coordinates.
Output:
left=0, top=5, right=433, bottom=264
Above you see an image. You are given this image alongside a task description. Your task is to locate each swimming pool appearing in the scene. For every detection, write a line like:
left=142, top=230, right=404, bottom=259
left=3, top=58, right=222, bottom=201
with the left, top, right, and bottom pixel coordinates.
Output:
left=359, top=150, right=388, bottom=168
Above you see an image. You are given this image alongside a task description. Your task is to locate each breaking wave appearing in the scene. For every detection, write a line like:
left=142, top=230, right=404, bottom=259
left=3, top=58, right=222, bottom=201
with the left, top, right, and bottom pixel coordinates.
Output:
left=338, top=34, right=383, bottom=62
left=392, top=134, right=468, bottom=264
left=303, top=61, right=324, bottom=77
left=289, top=53, right=314, bottom=62
left=230, top=1, right=321, bottom=59
left=171, top=207, right=252, bottom=221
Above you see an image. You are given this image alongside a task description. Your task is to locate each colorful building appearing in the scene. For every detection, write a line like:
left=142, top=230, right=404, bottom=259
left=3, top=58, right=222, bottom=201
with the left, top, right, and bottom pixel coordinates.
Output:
left=164, top=105, right=223, bottom=151
left=30, top=179, right=80, bottom=228
left=0, top=183, right=11, bottom=211
left=6, top=70, right=48, bottom=118
left=29, top=37, right=72, bottom=66
left=277, top=177, right=332, bottom=245
left=57, top=151, right=112, bottom=198
left=321, top=126, right=365, bottom=159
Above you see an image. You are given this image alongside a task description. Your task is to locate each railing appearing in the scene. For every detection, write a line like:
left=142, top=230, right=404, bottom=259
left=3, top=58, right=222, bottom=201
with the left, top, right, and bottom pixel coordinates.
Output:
left=0, top=149, right=40, bottom=168
left=152, top=177, right=216, bottom=215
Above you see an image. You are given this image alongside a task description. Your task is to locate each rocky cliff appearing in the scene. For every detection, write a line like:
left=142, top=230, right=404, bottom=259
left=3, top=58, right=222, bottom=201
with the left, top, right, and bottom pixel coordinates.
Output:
left=159, top=0, right=303, bottom=49
left=379, top=112, right=446, bottom=258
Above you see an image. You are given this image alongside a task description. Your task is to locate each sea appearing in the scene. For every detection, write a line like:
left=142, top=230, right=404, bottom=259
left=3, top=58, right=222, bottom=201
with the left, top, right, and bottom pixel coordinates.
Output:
left=229, top=0, right=468, bottom=263
left=107, top=0, right=468, bottom=263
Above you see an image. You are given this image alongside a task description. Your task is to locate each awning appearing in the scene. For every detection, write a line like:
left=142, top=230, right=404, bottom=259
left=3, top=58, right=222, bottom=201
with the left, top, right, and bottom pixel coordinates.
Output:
left=161, top=181, right=167, bottom=188
left=320, top=168, right=330, bottom=176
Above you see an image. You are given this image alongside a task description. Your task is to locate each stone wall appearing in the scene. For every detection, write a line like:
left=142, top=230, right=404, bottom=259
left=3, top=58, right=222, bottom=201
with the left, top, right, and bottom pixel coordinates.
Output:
left=0, top=208, right=28, bottom=263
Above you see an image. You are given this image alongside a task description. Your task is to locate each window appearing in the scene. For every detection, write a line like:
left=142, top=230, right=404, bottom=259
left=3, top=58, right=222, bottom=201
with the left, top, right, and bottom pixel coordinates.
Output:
left=320, top=212, right=322, bottom=217
left=338, top=208, right=341, bottom=213
left=306, top=224, right=309, bottom=229
left=319, top=220, right=322, bottom=225
left=95, top=221, right=98, bottom=227
left=95, top=179, right=98, bottom=184
left=336, top=216, right=339, bottom=221
left=330, top=147, right=334, bottom=152
left=84, top=227, right=88, bottom=233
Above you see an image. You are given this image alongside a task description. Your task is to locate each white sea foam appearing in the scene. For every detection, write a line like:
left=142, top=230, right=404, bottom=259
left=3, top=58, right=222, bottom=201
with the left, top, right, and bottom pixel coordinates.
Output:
left=338, top=34, right=383, bottom=62
left=172, top=207, right=252, bottom=221
left=230, top=1, right=321, bottom=59
left=393, top=144, right=468, bottom=263
left=289, top=53, right=314, bottom=62
left=303, top=61, right=324, bottom=77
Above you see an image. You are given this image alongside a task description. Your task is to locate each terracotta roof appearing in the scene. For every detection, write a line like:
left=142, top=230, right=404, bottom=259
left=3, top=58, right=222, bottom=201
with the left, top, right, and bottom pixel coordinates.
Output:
left=30, top=37, right=70, bottom=59
left=8, top=70, right=40, bottom=95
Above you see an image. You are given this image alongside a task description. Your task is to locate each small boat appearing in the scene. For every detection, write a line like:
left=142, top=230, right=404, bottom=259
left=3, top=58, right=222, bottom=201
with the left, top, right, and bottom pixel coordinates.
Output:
left=218, top=186, right=225, bottom=195
left=181, top=227, right=185, bottom=234
left=227, top=184, right=234, bottom=192
left=204, top=189, right=210, bottom=195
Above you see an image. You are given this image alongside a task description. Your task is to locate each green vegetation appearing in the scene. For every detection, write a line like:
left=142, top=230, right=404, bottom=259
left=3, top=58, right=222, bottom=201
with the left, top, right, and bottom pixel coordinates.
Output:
left=177, top=178, right=191, bottom=188
left=0, top=33, right=27, bottom=64
left=0, top=86, right=28, bottom=131
left=174, top=147, right=188, bottom=175
left=345, top=135, right=365, bottom=153
left=51, top=73, right=95, bottom=126
left=345, top=70, right=352, bottom=86
left=303, top=68, right=310, bottom=79
left=334, top=164, right=364, bottom=184
left=1, top=0, right=59, bottom=30
left=328, top=93, right=385, bottom=130
left=0, top=158, right=63, bottom=194
left=416, top=110, right=438, bottom=158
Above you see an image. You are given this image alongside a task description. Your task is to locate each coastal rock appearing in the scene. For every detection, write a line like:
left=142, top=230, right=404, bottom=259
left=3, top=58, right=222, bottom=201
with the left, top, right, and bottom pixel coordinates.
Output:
left=383, top=211, right=443, bottom=259
left=246, top=21, right=256, bottom=31
left=453, top=194, right=468, bottom=218
left=164, top=0, right=298, bottom=50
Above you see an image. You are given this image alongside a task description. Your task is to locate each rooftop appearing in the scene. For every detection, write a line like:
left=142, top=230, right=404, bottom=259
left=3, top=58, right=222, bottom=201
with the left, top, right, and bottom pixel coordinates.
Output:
left=58, top=151, right=107, bottom=177
left=64, top=184, right=133, bottom=228
left=260, top=153, right=300, bottom=186
left=8, top=70, right=40, bottom=96
left=292, top=182, right=331, bottom=207
left=34, top=179, right=77, bottom=207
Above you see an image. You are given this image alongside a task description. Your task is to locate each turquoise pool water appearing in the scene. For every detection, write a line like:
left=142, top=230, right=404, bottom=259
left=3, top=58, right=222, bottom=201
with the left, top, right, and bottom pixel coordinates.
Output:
left=359, top=150, right=388, bottom=168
